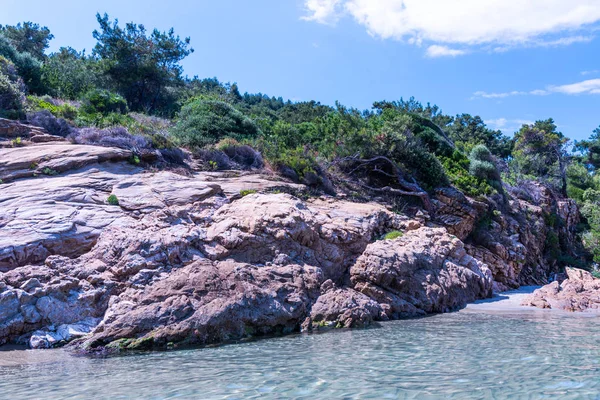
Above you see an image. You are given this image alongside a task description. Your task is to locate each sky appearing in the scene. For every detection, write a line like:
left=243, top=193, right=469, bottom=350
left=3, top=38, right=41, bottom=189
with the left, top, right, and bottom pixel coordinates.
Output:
left=2, top=0, right=600, bottom=141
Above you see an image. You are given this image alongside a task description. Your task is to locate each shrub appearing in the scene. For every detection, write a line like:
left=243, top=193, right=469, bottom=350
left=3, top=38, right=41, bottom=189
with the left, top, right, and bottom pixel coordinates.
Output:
left=441, top=150, right=493, bottom=197
left=69, top=126, right=152, bottom=153
left=27, top=96, right=79, bottom=120
left=383, top=231, right=403, bottom=240
left=27, top=110, right=74, bottom=137
left=270, top=147, right=318, bottom=182
left=107, top=194, right=119, bottom=206
left=158, top=147, right=187, bottom=165
left=0, top=73, right=25, bottom=117
left=42, top=167, right=58, bottom=176
left=0, top=57, right=25, bottom=118
left=81, top=89, right=128, bottom=115
left=171, top=99, right=261, bottom=148
left=216, top=139, right=264, bottom=169
left=469, top=145, right=500, bottom=180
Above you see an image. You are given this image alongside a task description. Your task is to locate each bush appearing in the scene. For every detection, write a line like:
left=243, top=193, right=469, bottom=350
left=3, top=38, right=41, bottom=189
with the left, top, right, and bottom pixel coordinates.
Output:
left=270, top=147, right=318, bottom=182
left=69, top=126, right=151, bottom=152
left=27, top=96, right=79, bottom=120
left=27, top=110, right=74, bottom=137
left=81, top=89, right=128, bottom=115
left=441, top=150, right=494, bottom=197
left=469, top=145, right=500, bottom=180
left=0, top=71, right=25, bottom=118
left=0, top=56, right=25, bottom=118
left=216, top=139, right=264, bottom=169
left=171, top=99, right=261, bottom=148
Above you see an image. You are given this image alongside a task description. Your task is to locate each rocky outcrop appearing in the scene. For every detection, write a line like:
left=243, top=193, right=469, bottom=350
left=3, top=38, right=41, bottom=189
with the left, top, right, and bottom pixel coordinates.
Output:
left=522, top=268, right=600, bottom=312
left=434, top=183, right=581, bottom=291
left=0, top=123, right=583, bottom=351
left=0, top=118, right=65, bottom=145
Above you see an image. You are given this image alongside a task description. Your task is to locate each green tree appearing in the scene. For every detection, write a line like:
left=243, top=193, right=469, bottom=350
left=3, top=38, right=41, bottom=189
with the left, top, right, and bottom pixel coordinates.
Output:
left=41, top=47, right=99, bottom=99
left=0, top=22, right=53, bottom=60
left=0, top=35, right=44, bottom=94
left=575, top=126, right=600, bottom=171
left=447, top=114, right=513, bottom=158
left=511, top=119, right=570, bottom=195
left=92, top=13, right=193, bottom=114
left=0, top=56, right=25, bottom=117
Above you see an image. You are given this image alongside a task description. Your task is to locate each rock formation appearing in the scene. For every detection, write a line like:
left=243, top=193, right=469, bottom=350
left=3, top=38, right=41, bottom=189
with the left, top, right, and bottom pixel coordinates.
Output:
left=522, top=268, right=600, bottom=312
left=0, top=121, right=583, bottom=351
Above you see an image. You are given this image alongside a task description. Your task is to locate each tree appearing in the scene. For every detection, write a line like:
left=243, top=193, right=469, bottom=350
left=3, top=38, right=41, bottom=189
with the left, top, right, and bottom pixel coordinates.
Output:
left=447, top=114, right=513, bottom=158
left=41, top=47, right=99, bottom=99
left=0, top=56, right=25, bottom=117
left=575, top=126, right=600, bottom=171
left=92, top=13, right=193, bottom=114
left=512, top=119, right=570, bottom=195
left=0, top=35, right=43, bottom=94
left=0, top=22, right=53, bottom=60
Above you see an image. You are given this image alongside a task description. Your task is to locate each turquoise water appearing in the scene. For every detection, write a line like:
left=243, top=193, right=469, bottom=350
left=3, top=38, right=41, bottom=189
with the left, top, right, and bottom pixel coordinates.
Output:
left=1, top=297, right=600, bottom=399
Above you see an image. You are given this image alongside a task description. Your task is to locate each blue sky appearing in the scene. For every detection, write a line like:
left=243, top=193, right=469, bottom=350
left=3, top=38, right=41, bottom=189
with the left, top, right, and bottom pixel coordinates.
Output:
left=3, top=0, right=600, bottom=141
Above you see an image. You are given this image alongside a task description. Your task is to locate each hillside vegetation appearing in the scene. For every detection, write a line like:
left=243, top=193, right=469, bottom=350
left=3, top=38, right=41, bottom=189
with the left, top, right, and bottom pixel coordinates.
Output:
left=2, top=15, right=600, bottom=273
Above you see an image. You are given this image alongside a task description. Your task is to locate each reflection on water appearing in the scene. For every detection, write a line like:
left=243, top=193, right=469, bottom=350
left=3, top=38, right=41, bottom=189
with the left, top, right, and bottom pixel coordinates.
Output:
left=1, top=300, right=600, bottom=399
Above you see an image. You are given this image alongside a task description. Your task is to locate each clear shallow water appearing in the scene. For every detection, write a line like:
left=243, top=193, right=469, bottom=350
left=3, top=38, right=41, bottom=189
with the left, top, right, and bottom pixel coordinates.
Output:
left=1, top=292, right=600, bottom=399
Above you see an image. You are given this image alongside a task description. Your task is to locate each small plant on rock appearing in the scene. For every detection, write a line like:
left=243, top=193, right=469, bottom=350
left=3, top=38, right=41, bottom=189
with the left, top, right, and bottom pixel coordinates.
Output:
left=383, top=231, right=403, bottom=240
left=42, top=167, right=58, bottom=176
left=107, top=194, right=120, bottom=206
left=240, top=189, right=257, bottom=197
left=11, top=137, right=22, bottom=147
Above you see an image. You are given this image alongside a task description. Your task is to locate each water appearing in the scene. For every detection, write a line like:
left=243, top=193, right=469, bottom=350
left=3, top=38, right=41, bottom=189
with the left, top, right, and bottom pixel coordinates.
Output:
left=1, top=290, right=600, bottom=399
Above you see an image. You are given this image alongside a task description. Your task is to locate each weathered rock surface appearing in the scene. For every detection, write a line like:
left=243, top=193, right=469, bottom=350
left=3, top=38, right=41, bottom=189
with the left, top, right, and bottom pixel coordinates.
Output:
left=522, top=268, right=600, bottom=312
left=0, top=123, right=583, bottom=351
left=435, top=183, right=581, bottom=291
left=0, top=118, right=57, bottom=141
left=351, top=228, right=493, bottom=318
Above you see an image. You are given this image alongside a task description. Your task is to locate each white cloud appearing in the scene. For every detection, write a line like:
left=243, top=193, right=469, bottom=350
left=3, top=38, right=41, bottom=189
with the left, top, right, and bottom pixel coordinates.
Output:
left=581, top=70, right=600, bottom=76
left=301, top=0, right=342, bottom=25
left=474, top=78, right=600, bottom=99
left=425, top=45, right=467, bottom=58
left=486, top=118, right=534, bottom=133
left=550, top=79, right=600, bottom=95
left=471, top=90, right=549, bottom=99
left=302, top=0, right=600, bottom=55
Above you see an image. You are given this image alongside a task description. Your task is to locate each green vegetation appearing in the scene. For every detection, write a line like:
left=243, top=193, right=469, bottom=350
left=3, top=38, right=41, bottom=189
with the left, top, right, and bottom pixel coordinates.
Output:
left=10, top=137, right=22, bottom=147
left=240, top=189, right=257, bottom=197
left=383, top=231, right=404, bottom=240
left=42, top=167, right=58, bottom=176
left=171, top=99, right=261, bottom=147
left=107, top=194, right=119, bottom=206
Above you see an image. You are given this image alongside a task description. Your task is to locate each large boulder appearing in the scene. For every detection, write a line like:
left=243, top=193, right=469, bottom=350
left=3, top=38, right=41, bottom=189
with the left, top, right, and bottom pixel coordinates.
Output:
left=350, top=227, right=493, bottom=318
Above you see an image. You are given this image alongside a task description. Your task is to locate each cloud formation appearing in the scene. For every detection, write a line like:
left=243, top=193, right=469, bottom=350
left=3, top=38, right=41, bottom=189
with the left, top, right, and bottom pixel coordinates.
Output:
left=303, top=0, right=600, bottom=55
left=302, top=0, right=342, bottom=25
left=486, top=118, right=534, bottom=132
left=426, top=45, right=467, bottom=58
left=473, top=79, right=600, bottom=99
